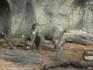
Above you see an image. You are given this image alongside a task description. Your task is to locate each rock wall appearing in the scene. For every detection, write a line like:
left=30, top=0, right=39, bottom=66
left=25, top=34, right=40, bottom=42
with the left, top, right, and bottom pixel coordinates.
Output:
left=0, top=0, right=11, bottom=37
left=3, top=0, right=93, bottom=37
left=7, top=0, right=36, bottom=36
left=34, top=0, right=93, bottom=32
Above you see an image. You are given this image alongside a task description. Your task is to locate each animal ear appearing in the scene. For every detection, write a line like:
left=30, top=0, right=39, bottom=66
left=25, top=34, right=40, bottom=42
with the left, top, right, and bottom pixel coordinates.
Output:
left=31, top=24, right=37, bottom=30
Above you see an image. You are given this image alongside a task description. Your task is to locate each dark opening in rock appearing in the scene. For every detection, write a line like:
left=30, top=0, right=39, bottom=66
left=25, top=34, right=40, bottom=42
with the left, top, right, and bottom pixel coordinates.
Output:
left=0, top=0, right=11, bottom=37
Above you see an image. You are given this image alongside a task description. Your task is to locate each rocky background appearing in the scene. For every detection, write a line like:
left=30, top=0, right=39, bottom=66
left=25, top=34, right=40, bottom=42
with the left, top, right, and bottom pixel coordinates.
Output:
left=34, top=0, right=93, bottom=32
left=1, top=0, right=93, bottom=37
left=8, top=0, right=36, bottom=36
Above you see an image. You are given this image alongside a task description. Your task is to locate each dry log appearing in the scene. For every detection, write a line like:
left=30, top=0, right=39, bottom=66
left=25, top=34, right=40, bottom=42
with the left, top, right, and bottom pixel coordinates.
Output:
left=41, top=60, right=93, bottom=70
left=0, top=48, right=43, bottom=64
left=0, top=32, right=14, bottom=49
left=63, top=33, right=93, bottom=45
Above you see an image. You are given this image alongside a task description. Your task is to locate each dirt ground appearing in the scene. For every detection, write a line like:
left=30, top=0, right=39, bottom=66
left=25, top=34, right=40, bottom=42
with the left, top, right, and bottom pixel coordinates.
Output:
left=0, top=39, right=93, bottom=70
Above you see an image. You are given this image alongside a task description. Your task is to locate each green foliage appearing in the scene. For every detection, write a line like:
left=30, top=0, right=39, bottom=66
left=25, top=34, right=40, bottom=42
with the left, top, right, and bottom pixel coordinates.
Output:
left=64, top=26, right=70, bottom=33
left=12, top=32, right=22, bottom=38
left=12, top=30, right=28, bottom=38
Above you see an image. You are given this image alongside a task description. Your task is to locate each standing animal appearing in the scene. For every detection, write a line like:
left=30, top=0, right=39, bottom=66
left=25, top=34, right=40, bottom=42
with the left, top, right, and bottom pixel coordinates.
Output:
left=25, top=23, right=64, bottom=51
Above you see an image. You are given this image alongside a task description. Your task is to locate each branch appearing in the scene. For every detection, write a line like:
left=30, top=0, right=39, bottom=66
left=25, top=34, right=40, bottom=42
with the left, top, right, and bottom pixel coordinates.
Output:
left=41, top=60, right=93, bottom=70
left=0, top=32, right=14, bottom=49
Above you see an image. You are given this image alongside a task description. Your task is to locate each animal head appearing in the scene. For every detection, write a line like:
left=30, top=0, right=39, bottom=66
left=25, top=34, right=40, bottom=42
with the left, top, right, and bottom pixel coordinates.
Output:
left=25, top=28, right=37, bottom=48
left=24, top=35, right=33, bottom=49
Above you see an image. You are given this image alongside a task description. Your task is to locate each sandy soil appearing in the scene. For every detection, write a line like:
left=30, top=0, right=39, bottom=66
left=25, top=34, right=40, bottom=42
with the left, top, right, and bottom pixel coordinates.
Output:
left=0, top=39, right=93, bottom=70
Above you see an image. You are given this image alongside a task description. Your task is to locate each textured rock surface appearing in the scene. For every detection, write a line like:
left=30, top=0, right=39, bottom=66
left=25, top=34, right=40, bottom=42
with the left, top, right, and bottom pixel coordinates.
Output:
left=1, top=0, right=93, bottom=37
left=34, top=0, right=93, bottom=32
left=0, top=0, right=11, bottom=37
left=7, top=0, right=36, bottom=36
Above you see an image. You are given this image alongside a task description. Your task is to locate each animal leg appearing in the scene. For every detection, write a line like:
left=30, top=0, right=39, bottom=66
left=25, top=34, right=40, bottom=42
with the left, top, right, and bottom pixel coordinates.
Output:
left=53, top=39, right=59, bottom=49
left=35, top=36, right=44, bottom=51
